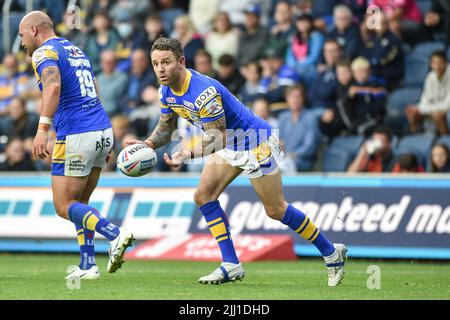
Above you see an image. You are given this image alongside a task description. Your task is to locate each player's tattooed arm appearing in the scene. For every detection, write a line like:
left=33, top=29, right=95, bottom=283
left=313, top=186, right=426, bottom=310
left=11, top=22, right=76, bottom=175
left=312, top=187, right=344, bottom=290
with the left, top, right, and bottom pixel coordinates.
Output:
left=145, top=112, right=179, bottom=149
left=40, top=66, right=61, bottom=121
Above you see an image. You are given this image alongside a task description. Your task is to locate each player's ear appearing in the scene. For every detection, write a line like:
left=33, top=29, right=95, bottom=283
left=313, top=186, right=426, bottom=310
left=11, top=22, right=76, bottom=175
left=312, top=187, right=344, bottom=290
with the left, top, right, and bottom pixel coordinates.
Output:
left=178, top=55, right=185, bottom=68
left=30, top=25, right=38, bottom=37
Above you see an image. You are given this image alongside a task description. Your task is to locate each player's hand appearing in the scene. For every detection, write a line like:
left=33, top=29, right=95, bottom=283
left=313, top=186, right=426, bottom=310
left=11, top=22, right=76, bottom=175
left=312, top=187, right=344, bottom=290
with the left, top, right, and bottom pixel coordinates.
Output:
left=163, top=150, right=190, bottom=168
left=32, top=131, right=50, bottom=160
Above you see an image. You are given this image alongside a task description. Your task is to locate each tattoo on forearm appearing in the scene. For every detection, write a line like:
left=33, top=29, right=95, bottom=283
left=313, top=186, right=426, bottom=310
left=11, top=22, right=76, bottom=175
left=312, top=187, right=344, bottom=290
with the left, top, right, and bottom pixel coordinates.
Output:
left=148, top=113, right=178, bottom=149
left=41, top=66, right=61, bottom=89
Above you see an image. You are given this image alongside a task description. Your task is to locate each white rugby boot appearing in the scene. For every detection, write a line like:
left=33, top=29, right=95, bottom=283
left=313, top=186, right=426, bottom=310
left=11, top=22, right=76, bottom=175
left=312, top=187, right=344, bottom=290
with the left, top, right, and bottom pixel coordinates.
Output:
left=65, top=265, right=100, bottom=280
left=107, top=227, right=136, bottom=273
left=198, top=262, right=245, bottom=285
left=324, top=243, right=347, bottom=287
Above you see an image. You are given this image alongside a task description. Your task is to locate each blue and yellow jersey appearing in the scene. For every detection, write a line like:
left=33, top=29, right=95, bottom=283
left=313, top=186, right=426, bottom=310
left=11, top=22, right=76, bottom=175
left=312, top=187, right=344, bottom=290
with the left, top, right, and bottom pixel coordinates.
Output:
left=159, top=69, right=272, bottom=151
left=32, top=37, right=111, bottom=135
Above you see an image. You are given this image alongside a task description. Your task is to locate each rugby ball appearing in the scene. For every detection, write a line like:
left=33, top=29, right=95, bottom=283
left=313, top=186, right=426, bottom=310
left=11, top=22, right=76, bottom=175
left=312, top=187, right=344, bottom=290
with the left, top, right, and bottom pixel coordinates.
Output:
left=117, top=143, right=157, bottom=177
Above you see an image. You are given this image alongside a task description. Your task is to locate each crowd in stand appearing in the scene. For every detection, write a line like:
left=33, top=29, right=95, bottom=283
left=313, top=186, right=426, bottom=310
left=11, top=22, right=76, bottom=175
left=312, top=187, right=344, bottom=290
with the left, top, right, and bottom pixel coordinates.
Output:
left=0, top=0, right=450, bottom=174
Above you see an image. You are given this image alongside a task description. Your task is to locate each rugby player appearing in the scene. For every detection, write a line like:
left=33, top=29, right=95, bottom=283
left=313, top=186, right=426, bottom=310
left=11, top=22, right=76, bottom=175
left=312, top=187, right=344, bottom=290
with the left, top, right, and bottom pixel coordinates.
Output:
left=126, top=37, right=347, bottom=286
left=19, top=11, right=135, bottom=280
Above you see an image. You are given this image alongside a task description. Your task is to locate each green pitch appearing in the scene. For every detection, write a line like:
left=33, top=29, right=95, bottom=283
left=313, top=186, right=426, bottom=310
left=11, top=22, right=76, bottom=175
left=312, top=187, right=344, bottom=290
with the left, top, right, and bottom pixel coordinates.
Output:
left=0, top=254, right=449, bottom=300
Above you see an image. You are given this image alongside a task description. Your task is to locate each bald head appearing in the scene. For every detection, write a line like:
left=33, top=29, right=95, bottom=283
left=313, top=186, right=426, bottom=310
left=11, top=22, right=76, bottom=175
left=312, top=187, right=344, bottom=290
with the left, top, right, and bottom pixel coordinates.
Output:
left=19, top=11, right=56, bottom=57
left=20, top=11, right=53, bottom=30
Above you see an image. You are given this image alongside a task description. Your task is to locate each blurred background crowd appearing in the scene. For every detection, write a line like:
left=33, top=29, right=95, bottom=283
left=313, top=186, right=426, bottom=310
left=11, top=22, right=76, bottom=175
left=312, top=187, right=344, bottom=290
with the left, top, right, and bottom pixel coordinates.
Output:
left=0, top=0, right=450, bottom=174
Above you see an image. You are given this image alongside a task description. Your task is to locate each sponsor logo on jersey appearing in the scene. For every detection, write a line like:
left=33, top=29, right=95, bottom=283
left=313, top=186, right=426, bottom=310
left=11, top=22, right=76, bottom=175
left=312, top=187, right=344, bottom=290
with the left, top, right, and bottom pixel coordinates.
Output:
left=166, top=97, right=176, bottom=104
left=194, top=86, right=218, bottom=108
left=64, top=45, right=85, bottom=58
left=183, top=100, right=195, bottom=109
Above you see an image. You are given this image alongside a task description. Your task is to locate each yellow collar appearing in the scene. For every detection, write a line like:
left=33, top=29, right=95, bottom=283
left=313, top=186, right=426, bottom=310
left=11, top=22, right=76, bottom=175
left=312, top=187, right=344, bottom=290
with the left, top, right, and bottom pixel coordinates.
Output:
left=171, top=69, right=191, bottom=96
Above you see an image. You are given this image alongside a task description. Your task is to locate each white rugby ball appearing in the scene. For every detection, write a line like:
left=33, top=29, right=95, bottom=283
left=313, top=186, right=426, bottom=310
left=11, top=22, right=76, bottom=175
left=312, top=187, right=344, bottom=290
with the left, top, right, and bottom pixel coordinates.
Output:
left=117, top=143, right=157, bottom=177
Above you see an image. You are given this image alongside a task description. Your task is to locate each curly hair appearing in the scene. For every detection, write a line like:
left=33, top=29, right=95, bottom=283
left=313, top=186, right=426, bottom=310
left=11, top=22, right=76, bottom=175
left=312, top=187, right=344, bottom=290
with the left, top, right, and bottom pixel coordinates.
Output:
left=151, top=36, right=184, bottom=59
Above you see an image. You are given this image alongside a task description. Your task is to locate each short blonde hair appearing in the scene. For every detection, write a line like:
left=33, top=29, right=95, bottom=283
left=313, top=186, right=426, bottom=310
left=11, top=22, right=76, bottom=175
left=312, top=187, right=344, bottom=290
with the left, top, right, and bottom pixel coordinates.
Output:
left=351, top=56, right=370, bottom=71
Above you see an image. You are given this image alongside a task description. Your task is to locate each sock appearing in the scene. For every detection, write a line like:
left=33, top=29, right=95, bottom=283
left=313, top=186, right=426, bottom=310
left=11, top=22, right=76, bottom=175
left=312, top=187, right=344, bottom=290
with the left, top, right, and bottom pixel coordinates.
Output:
left=282, top=204, right=335, bottom=257
left=199, top=200, right=239, bottom=264
left=75, top=223, right=96, bottom=270
left=68, top=202, right=120, bottom=241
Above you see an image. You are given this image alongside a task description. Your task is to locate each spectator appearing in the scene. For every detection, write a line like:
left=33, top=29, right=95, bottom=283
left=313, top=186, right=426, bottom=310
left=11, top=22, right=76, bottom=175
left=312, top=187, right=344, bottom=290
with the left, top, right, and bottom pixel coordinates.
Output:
left=265, top=1, right=295, bottom=58
left=236, top=4, right=270, bottom=67
left=0, top=54, right=30, bottom=115
left=285, top=13, right=325, bottom=83
left=319, top=59, right=358, bottom=139
left=110, top=115, right=133, bottom=155
left=172, top=15, right=204, bottom=69
left=347, top=125, right=395, bottom=172
left=97, top=50, right=129, bottom=116
left=252, top=98, right=278, bottom=128
left=216, top=55, right=245, bottom=96
left=0, top=138, right=35, bottom=171
left=392, top=153, right=425, bottom=173
left=143, top=14, right=167, bottom=53
left=205, top=12, right=239, bottom=69
left=194, top=49, right=218, bottom=78
left=118, top=49, right=157, bottom=115
left=423, top=0, right=450, bottom=43
left=259, top=47, right=300, bottom=104
left=405, top=51, right=450, bottom=136
left=429, top=143, right=450, bottom=172
left=311, top=0, right=339, bottom=31
left=278, top=85, right=322, bottom=171
left=369, top=0, right=423, bottom=44
left=114, top=11, right=147, bottom=72
left=56, top=8, right=89, bottom=50
left=326, top=4, right=361, bottom=59
left=85, top=12, right=121, bottom=75
left=154, top=0, right=185, bottom=34
left=360, top=12, right=404, bottom=88
left=308, top=39, right=342, bottom=111
left=238, top=60, right=263, bottom=106
left=189, top=0, right=220, bottom=35
left=340, top=0, right=368, bottom=23
left=109, top=0, right=152, bottom=25
left=2, top=97, right=38, bottom=141
left=348, top=56, right=387, bottom=134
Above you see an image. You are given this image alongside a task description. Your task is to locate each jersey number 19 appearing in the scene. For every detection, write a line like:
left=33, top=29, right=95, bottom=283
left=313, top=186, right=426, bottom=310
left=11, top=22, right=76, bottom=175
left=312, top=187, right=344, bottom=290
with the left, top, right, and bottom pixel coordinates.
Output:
left=76, top=69, right=97, bottom=98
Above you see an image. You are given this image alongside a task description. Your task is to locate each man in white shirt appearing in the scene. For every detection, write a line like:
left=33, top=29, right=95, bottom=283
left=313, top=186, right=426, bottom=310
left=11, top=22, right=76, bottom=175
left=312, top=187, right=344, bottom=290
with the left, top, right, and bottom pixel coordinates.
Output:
left=406, top=50, right=450, bottom=135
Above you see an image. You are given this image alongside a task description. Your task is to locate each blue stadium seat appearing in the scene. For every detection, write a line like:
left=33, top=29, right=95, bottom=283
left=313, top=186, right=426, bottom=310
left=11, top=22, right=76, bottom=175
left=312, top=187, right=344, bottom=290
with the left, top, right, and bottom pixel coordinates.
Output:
left=435, top=135, right=450, bottom=150
left=330, top=135, right=364, bottom=157
left=322, top=147, right=353, bottom=172
left=386, top=87, right=422, bottom=117
left=416, top=0, right=433, bottom=15
left=411, top=42, right=445, bottom=61
left=402, top=56, right=429, bottom=87
left=447, top=47, right=450, bottom=61
left=395, top=133, right=435, bottom=166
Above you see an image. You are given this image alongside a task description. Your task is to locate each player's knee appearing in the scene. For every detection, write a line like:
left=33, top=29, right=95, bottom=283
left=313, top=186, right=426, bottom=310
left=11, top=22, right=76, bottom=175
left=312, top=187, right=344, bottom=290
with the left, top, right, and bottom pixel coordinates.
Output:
left=54, top=200, right=77, bottom=220
left=193, top=188, right=218, bottom=207
left=264, top=202, right=288, bottom=221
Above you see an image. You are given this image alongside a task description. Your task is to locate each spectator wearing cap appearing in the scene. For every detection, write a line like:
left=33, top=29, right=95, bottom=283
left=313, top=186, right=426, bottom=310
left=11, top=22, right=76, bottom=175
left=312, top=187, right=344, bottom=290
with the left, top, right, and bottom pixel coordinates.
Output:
left=236, top=4, right=270, bottom=67
left=216, top=55, right=245, bottom=96
left=194, top=49, right=218, bottom=79
left=0, top=138, right=35, bottom=171
left=205, top=12, right=239, bottom=70
left=278, top=84, right=323, bottom=171
left=405, top=51, right=450, bottom=136
left=0, top=54, right=30, bottom=116
left=359, top=12, right=404, bottom=88
left=308, top=39, right=342, bottom=112
left=259, top=47, right=301, bottom=104
left=172, top=15, right=205, bottom=69
left=238, top=60, right=263, bottom=106
left=285, top=13, right=325, bottom=84
left=265, top=1, right=295, bottom=59
left=326, top=4, right=361, bottom=59
left=97, top=50, right=129, bottom=116
left=85, top=12, right=121, bottom=75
